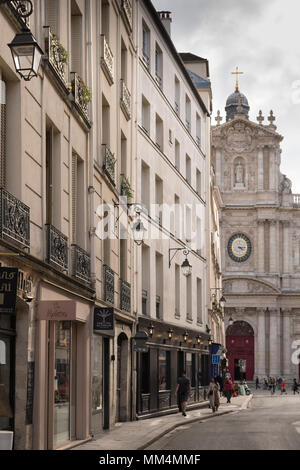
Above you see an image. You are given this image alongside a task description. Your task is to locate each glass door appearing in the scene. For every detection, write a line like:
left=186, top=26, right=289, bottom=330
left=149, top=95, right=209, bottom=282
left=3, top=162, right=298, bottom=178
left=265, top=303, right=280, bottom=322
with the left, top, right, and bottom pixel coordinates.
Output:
left=0, top=334, right=14, bottom=431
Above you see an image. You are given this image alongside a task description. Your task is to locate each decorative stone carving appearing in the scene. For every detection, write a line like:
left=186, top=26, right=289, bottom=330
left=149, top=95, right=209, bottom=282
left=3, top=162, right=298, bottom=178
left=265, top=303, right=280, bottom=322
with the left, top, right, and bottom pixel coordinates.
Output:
left=279, top=173, right=292, bottom=194
left=235, top=162, right=244, bottom=184
left=226, top=123, right=252, bottom=152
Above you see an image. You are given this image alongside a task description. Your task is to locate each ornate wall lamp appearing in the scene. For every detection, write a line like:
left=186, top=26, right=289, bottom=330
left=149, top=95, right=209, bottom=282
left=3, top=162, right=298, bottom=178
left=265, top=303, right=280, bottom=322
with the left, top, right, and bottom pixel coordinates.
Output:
left=148, top=323, right=154, bottom=337
left=1, top=1, right=44, bottom=81
left=114, top=203, right=146, bottom=246
left=168, top=328, right=173, bottom=340
left=183, top=331, right=188, bottom=343
left=210, top=287, right=226, bottom=311
left=169, top=248, right=192, bottom=276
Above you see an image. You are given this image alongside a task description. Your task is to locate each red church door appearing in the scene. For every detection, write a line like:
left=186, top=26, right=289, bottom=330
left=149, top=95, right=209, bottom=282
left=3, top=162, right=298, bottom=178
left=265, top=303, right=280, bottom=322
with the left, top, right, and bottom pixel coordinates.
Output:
left=226, top=321, right=254, bottom=381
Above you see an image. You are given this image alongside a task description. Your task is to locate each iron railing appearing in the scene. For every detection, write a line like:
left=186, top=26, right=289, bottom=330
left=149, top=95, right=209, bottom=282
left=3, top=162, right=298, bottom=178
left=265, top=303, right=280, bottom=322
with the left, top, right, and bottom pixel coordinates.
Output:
left=8, top=1, right=31, bottom=24
left=101, top=35, right=114, bottom=84
left=71, top=72, right=90, bottom=120
left=103, top=264, right=114, bottom=304
left=120, top=79, right=131, bottom=120
left=120, top=279, right=131, bottom=312
left=47, top=224, right=68, bottom=272
left=0, top=188, right=30, bottom=248
left=102, top=145, right=116, bottom=184
left=72, top=245, right=91, bottom=283
left=44, top=27, right=67, bottom=85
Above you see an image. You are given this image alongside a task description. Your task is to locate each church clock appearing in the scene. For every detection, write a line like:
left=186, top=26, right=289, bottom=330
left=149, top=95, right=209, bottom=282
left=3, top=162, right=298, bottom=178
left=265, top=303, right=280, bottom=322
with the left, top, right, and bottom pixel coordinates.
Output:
left=228, top=233, right=251, bottom=262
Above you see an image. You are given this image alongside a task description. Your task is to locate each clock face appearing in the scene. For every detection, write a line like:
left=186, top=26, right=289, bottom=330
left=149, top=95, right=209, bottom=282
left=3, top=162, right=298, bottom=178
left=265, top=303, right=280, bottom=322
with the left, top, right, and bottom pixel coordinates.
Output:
left=228, top=233, right=251, bottom=262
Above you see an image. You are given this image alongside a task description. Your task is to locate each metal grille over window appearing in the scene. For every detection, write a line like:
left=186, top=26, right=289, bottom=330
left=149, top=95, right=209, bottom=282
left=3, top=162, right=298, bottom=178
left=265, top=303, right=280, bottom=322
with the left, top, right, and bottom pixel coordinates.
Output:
left=103, top=264, right=114, bottom=304
left=0, top=188, right=30, bottom=248
left=47, top=224, right=69, bottom=272
left=120, top=279, right=131, bottom=312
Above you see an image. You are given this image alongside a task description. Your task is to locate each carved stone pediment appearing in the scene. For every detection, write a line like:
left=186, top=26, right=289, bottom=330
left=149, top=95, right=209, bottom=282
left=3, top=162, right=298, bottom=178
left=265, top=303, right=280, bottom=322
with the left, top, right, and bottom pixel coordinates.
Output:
left=223, top=277, right=279, bottom=295
left=226, top=123, right=252, bottom=152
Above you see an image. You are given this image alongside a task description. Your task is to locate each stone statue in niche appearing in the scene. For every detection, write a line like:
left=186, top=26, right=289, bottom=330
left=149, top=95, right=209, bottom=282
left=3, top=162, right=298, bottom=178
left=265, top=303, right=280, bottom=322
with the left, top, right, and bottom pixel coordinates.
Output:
left=279, top=173, right=292, bottom=194
left=234, top=161, right=245, bottom=188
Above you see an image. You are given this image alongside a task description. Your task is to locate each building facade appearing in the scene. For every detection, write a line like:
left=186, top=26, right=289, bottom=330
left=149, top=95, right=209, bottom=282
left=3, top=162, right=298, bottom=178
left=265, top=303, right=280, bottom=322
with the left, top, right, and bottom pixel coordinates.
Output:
left=135, top=2, right=213, bottom=417
left=212, top=85, right=300, bottom=383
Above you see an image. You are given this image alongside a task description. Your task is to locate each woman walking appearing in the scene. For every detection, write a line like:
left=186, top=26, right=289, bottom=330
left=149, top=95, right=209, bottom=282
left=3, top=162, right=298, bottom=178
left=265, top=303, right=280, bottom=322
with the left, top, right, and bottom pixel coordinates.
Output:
left=208, top=377, right=220, bottom=413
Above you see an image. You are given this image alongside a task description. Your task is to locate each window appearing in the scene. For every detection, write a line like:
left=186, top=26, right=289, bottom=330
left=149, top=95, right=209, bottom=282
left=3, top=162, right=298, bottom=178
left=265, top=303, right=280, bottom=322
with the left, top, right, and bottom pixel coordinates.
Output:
left=92, top=336, right=103, bottom=411
left=142, top=245, right=150, bottom=316
left=46, top=122, right=60, bottom=227
left=186, top=272, right=192, bottom=321
left=141, top=161, right=150, bottom=211
left=155, top=113, right=163, bottom=151
left=155, top=175, right=163, bottom=225
left=169, top=129, right=173, bottom=145
left=196, top=217, right=201, bottom=255
left=155, top=43, right=163, bottom=88
left=121, top=38, right=127, bottom=82
left=186, top=154, right=191, bottom=184
left=185, top=95, right=191, bottom=132
left=46, top=0, right=58, bottom=35
left=175, top=263, right=180, bottom=318
left=102, top=94, right=110, bottom=146
left=0, top=79, right=6, bottom=188
left=175, top=139, right=180, bottom=171
left=72, top=153, right=84, bottom=247
left=175, top=195, right=180, bottom=238
left=186, top=205, right=192, bottom=245
left=158, top=350, right=170, bottom=390
left=197, top=278, right=202, bottom=323
left=71, top=0, right=83, bottom=75
left=175, top=75, right=180, bottom=115
left=196, top=113, right=201, bottom=147
left=141, top=95, right=150, bottom=134
left=142, top=21, right=150, bottom=69
left=196, top=169, right=201, bottom=196
left=101, top=0, right=109, bottom=39
left=156, top=252, right=163, bottom=319
left=141, top=352, right=150, bottom=393
left=186, top=353, right=195, bottom=387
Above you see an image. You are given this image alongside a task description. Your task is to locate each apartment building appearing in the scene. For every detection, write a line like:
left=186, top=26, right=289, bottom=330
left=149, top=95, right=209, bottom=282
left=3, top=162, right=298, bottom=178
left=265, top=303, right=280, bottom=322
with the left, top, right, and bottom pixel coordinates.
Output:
left=0, top=0, right=136, bottom=450
left=135, top=3, right=213, bottom=417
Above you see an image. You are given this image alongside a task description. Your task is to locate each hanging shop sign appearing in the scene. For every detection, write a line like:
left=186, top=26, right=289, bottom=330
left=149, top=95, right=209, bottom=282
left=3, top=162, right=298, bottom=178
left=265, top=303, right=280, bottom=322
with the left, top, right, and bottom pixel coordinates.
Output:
left=0, top=267, right=18, bottom=314
left=94, top=307, right=114, bottom=336
left=212, top=354, right=221, bottom=364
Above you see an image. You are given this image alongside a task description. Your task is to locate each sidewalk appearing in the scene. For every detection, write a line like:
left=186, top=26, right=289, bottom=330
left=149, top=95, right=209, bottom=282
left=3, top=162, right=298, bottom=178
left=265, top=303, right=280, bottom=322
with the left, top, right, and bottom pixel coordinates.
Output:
left=74, top=394, right=252, bottom=451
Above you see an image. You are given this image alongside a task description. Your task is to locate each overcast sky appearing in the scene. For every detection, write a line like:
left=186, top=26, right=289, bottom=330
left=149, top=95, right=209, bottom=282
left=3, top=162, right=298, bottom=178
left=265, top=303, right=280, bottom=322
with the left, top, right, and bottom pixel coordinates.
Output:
left=152, top=0, right=300, bottom=192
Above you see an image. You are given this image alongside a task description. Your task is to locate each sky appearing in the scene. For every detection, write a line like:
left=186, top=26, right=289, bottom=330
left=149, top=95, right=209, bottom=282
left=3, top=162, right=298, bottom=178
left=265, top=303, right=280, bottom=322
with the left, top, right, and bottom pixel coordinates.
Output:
left=152, top=0, right=300, bottom=192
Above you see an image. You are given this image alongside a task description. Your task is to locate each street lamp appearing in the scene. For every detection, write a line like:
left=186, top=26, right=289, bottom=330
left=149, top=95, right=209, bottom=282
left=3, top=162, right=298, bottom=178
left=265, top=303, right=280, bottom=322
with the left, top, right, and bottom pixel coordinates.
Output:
left=219, top=295, right=226, bottom=308
left=168, top=328, right=173, bottom=340
left=1, top=0, right=44, bottom=81
left=131, top=217, right=146, bottom=246
left=183, top=331, right=188, bottom=342
left=169, top=248, right=192, bottom=276
left=8, top=30, right=44, bottom=81
left=228, top=316, right=234, bottom=326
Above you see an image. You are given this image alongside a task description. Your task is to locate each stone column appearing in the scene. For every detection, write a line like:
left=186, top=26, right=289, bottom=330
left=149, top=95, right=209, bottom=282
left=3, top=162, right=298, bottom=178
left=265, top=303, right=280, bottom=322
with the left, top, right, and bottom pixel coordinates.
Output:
left=257, top=145, right=264, bottom=190
left=269, top=309, right=280, bottom=376
left=269, top=220, right=278, bottom=273
left=215, top=147, right=222, bottom=188
left=282, top=221, right=290, bottom=273
left=282, top=309, right=292, bottom=379
left=257, top=220, right=265, bottom=273
left=269, top=145, right=276, bottom=191
left=256, top=308, right=266, bottom=378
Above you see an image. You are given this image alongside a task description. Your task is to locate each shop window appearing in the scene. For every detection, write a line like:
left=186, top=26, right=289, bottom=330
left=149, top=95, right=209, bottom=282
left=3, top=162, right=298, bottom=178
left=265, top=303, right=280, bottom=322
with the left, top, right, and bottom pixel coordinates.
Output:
left=141, top=352, right=150, bottom=394
left=158, top=350, right=170, bottom=390
left=92, top=336, right=103, bottom=411
left=186, top=353, right=195, bottom=387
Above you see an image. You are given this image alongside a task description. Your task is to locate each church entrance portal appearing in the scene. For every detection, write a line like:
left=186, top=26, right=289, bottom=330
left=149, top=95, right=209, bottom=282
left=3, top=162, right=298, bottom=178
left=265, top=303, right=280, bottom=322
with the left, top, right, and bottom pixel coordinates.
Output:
left=226, top=321, right=254, bottom=381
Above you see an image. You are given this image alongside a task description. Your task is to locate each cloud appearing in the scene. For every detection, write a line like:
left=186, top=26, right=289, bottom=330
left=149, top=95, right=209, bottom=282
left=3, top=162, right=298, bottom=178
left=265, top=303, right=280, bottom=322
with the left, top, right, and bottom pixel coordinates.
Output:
left=152, top=0, right=300, bottom=192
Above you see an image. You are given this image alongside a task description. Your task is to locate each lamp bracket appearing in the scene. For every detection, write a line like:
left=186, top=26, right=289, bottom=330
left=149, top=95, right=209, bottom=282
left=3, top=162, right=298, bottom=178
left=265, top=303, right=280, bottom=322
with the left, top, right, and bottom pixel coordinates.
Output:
left=168, top=247, right=190, bottom=268
left=1, top=0, right=33, bottom=18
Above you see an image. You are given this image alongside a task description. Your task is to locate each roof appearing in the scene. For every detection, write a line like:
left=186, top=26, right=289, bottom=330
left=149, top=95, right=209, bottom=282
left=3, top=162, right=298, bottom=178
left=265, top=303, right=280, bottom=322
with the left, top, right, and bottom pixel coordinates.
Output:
left=143, top=1, right=210, bottom=117
left=187, top=69, right=211, bottom=89
left=179, top=53, right=208, bottom=63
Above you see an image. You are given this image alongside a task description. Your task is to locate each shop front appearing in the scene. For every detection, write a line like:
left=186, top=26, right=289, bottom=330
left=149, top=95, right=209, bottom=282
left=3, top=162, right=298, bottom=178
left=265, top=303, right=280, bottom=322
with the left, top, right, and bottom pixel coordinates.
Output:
left=33, top=282, right=92, bottom=450
left=136, top=318, right=210, bottom=418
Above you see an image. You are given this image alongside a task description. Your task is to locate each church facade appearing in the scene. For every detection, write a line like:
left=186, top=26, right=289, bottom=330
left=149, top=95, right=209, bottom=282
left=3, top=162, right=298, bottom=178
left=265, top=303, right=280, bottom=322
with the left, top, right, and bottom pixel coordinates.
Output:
left=212, top=86, right=300, bottom=382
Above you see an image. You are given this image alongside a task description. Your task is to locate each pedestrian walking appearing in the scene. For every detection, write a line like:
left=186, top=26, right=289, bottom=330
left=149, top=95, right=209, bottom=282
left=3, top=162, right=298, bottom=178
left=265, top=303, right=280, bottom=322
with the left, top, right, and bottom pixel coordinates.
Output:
left=208, top=377, right=220, bottom=413
left=264, top=378, right=268, bottom=390
left=223, top=376, right=234, bottom=403
left=281, top=378, right=287, bottom=395
left=292, top=378, right=299, bottom=395
left=271, top=377, right=276, bottom=395
left=255, top=377, right=260, bottom=389
left=175, top=370, right=191, bottom=417
left=216, top=375, right=223, bottom=395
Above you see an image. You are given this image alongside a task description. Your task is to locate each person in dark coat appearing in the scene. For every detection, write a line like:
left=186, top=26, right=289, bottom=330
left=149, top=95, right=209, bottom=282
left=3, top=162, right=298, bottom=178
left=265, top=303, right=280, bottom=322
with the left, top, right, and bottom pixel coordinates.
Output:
left=255, top=377, right=260, bottom=389
left=175, top=370, right=191, bottom=417
left=292, top=378, right=299, bottom=395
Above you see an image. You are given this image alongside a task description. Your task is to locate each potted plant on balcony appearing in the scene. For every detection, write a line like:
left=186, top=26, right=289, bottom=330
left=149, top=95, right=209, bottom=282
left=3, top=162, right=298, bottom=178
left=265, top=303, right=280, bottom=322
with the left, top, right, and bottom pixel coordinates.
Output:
left=120, top=174, right=134, bottom=200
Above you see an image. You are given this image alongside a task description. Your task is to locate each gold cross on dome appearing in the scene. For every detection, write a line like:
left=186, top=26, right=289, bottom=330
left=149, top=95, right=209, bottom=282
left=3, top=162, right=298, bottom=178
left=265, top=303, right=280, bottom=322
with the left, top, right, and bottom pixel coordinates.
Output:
left=231, top=66, right=244, bottom=92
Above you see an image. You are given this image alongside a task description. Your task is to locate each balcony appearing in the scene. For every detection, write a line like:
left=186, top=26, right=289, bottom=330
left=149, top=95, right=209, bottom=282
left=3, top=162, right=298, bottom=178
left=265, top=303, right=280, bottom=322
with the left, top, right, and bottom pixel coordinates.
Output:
left=72, top=245, right=91, bottom=283
left=120, top=79, right=131, bottom=120
left=71, top=73, right=91, bottom=122
left=103, top=264, right=114, bottom=304
left=102, top=145, right=116, bottom=185
left=120, top=279, right=131, bottom=312
left=46, top=224, right=68, bottom=272
left=121, top=0, right=133, bottom=30
left=101, top=35, right=114, bottom=85
left=44, top=27, right=68, bottom=86
left=0, top=188, right=30, bottom=249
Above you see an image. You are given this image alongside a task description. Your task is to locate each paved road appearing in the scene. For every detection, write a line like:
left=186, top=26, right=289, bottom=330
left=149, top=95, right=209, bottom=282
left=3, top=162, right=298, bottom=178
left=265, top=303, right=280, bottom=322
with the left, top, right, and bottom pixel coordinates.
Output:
left=147, top=395, right=300, bottom=450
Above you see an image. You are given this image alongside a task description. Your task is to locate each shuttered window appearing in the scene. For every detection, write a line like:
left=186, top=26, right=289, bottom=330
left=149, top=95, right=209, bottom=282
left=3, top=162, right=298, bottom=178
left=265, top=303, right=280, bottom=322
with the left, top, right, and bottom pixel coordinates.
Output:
left=0, top=79, right=6, bottom=188
left=46, top=0, right=58, bottom=34
left=72, top=154, right=78, bottom=244
left=71, top=3, right=82, bottom=75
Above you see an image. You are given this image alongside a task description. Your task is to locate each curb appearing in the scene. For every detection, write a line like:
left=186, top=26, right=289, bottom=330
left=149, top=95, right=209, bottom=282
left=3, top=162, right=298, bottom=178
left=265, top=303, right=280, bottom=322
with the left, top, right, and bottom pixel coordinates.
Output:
left=139, top=395, right=253, bottom=450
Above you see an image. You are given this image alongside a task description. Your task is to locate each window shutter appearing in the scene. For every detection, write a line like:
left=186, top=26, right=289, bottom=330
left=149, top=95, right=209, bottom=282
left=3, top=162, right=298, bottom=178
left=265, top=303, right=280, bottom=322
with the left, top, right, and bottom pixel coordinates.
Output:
left=72, top=154, right=78, bottom=244
left=0, top=80, right=6, bottom=189
left=46, top=0, right=58, bottom=34
left=71, top=15, right=82, bottom=74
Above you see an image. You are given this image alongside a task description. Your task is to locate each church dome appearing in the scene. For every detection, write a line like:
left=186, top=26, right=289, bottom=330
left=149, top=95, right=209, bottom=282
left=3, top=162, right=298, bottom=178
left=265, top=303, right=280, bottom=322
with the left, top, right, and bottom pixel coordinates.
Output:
left=225, top=90, right=250, bottom=121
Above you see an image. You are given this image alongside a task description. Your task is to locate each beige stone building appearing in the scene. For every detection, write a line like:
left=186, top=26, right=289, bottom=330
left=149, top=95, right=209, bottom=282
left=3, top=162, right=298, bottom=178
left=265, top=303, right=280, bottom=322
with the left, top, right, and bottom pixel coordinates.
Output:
left=212, top=82, right=300, bottom=383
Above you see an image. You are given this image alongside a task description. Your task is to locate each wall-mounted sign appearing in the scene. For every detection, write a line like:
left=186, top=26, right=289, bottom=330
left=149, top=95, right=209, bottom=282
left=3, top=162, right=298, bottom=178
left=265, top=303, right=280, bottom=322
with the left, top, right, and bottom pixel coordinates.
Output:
left=94, top=307, right=114, bottom=335
left=212, top=354, right=220, bottom=364
left=0, top=267, right=18, bottom=314
left=37, top=300, right=76, bottom=321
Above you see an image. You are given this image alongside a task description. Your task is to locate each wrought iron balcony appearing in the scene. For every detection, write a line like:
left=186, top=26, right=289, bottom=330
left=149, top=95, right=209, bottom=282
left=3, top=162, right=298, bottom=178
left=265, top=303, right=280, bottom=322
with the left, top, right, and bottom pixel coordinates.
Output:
left=47, top=224, right=68, bottom=272
left=120, top=174, right=134, bottom=199
left=120, top=79, right=131, bottom=120
left=44, top=27, right=67, bottom=85
left=72, top=245, right=91, bottom=283
left=0, top=188, right=30, bottom=249
left=103, top=264, right=114, bottom=304
left=101, top=35, right=114, bottom=85
left=121, top=0, right=133, bottom=30
left=120, top=279, right=131, bottom=312
left=102, top=145, right=116, bottom=185
left=71, top=72, right=91, bottom=121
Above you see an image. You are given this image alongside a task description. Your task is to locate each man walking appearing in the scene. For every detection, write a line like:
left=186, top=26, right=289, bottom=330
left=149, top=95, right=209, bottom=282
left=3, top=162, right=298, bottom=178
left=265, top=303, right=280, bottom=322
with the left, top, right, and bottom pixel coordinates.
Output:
left=175, top=370, right=191, bottom=417
left=223, top=376, right=234, bottom=403
left=255, top=377, right=260, bottom=389
left=292, top=378, right=299, bottom=395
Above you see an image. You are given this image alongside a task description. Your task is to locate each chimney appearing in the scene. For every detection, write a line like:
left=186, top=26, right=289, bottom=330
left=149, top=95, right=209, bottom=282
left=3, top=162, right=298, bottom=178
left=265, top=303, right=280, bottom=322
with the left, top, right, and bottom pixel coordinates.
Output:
left=158, top=11, right=172, bottom=36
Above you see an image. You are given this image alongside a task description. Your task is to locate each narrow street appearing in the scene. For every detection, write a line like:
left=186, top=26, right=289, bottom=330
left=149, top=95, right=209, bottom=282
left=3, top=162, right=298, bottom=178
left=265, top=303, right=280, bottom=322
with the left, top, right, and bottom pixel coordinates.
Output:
left=147, top=393, right=300, bottom=450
